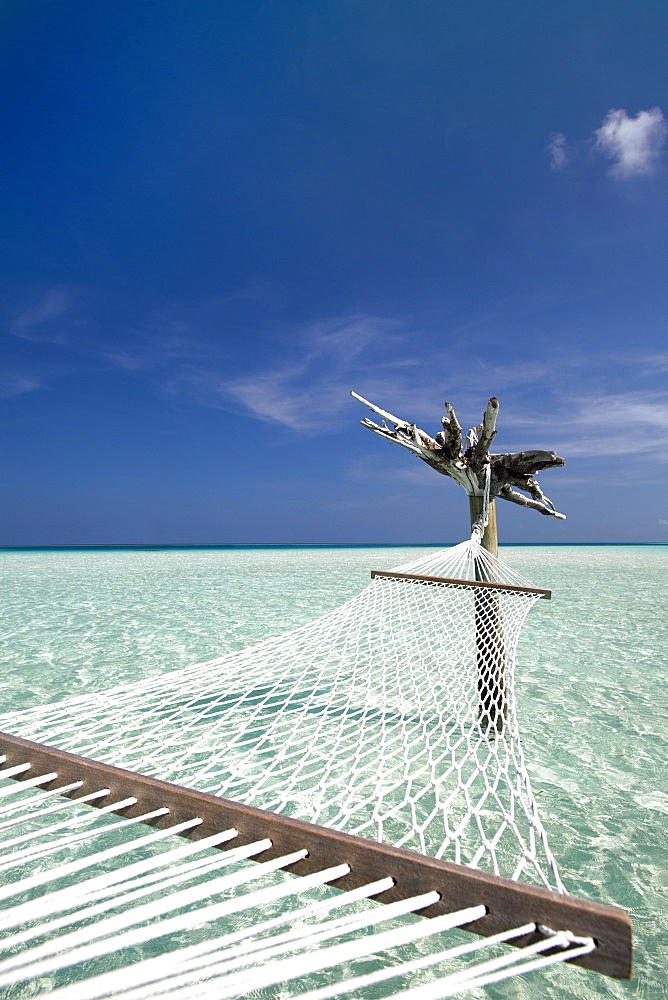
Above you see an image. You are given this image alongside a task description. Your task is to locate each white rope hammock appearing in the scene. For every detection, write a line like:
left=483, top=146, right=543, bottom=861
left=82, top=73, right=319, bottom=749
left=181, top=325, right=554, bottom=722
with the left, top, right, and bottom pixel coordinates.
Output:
left=0, top=538, right=560, bottom=887
left=0, top=534, right=631, bottom=995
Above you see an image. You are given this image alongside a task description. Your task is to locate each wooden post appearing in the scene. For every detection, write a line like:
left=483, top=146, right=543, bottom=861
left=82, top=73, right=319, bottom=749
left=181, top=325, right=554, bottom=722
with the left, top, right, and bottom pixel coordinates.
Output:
left=469, top=496, right=506, bottom=729
left=468, top=496, right=498, bottom=558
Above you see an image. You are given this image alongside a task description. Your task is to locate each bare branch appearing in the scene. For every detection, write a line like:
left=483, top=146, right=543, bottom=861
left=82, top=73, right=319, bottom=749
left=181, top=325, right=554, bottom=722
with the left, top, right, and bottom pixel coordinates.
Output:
left=435, top=402, right=463, bottom=460
left=467, top=397, right=499, bottom=472
left=498, top=485, right=566, bottom=519
left=350, top=392, right=409, bottom=431
left=524, top=476, right=556, bottom=511
left=494, top=450, right=565, bottom=476
left=445, top=402, right=462, bottom=434
left=359, top=418, right=425, bottom=457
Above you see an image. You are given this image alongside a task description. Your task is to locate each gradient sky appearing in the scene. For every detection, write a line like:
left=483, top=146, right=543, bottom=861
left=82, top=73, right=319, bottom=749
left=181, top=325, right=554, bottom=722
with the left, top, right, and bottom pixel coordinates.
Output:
left=2, top=1, right=667, bottom=544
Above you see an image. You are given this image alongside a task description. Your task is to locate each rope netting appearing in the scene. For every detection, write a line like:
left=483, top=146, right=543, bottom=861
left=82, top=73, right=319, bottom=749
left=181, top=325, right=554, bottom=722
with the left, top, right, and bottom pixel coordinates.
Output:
left=0, top=539, right=565, bottom=894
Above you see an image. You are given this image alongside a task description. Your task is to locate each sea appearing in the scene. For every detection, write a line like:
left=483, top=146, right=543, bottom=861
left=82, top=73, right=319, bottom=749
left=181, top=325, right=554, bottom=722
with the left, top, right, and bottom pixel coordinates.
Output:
left=0, top=544, right=666, bottom=999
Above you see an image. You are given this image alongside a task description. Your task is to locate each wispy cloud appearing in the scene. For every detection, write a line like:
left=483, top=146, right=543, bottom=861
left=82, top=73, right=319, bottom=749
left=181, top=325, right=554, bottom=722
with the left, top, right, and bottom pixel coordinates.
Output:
left=223, top=314, right=402, bottom=431
left=101, top=296, right=255, bottom=374
left=224, top=279, right=283, bottom=309
left=102, top=332, right=204, bottom=372
left=634, top=351, right=668, bottom=375
left=215, top=315, right=580, bottom=435
left=546, top=132, right=569, bottom=170
left=9, top=288, right=73, bottom=343
left=347, top=454, right=440, bottom=487
left=505, top=391, right=668, bottom=461
left=103, top=351, right=157, bottom=372
left=594, top=107, right=667, bottom=179
left=321, top=499, right=376, bottom=510
left=208, top=307, right=668, bottom=462
left=9, top=281, right=664, bottom=476
left=0, top=374, right=42, bottom=399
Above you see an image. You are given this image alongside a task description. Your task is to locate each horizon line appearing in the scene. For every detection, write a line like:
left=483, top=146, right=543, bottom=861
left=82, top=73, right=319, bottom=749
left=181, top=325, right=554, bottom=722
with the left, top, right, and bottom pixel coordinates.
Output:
left=1, top=541, right=666, bottom=552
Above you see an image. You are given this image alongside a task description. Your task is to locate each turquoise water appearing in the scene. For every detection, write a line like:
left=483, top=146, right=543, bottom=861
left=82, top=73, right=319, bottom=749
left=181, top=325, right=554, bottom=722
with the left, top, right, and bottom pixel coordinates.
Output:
left=0, top=545, right=666, bottom=998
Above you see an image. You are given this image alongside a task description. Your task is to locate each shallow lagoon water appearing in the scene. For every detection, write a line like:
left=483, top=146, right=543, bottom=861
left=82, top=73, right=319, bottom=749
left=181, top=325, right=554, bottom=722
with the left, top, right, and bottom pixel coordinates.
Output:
left=0, top=544, right=666, bottom=998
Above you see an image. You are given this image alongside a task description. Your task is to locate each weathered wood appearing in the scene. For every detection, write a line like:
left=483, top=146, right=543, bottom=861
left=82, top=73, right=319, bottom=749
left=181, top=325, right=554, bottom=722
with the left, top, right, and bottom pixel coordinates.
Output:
left=0, top=731, right=631, bottom=979
left=469, top=495, right=498, bottom=557
left=440, top=402, right=463, bottom=459
left=351, top=392, right=566, bottom=518
left=370, top=569, right=551, bottom=599
left=466, top=397, right=499, bottom=473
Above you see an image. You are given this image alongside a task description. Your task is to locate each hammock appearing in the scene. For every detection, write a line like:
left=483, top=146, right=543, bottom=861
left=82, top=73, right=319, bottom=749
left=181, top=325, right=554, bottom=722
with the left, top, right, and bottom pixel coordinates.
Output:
left=0, top=538, right=632, bottom=997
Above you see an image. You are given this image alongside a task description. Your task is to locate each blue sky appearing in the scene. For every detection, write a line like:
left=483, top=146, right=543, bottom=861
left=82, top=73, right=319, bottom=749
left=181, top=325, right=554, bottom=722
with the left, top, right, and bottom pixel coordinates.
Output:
left=2, top=0, right=667, bottom=544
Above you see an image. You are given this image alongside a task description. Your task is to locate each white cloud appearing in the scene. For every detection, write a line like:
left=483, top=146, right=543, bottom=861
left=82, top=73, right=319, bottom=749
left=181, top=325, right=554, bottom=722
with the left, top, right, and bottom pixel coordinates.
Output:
left=594, top=107, right=667, bottom=179
left=659, top=519, right=668, bottom=526
left=547, top=132, right=569, bottom=170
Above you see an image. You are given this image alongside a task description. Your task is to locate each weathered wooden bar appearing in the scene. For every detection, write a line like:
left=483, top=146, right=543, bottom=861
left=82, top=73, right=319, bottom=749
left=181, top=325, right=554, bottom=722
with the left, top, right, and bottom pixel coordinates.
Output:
left=0, top=731, right=631, bottom=979
left=370, top=569, right=551, bottom=599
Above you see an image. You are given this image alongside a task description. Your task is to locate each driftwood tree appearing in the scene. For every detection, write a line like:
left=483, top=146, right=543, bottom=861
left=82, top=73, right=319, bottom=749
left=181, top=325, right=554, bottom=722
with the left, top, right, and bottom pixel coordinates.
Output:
left=351, top=392, right=565, bottom=555
left=351, top=391, right=566, bottom=729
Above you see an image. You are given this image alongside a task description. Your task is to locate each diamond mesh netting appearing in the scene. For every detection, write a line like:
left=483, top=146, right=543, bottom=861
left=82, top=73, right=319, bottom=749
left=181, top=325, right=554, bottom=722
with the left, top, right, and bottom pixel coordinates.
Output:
left=0, top=539, right=565, bottom=893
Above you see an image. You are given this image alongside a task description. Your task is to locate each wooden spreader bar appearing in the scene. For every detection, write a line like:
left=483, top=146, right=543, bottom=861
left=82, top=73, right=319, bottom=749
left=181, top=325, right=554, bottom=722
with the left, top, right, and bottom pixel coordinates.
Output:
left=371, top=569, right=552, bottom=600
left=0, top=731, right=630, bottom=980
